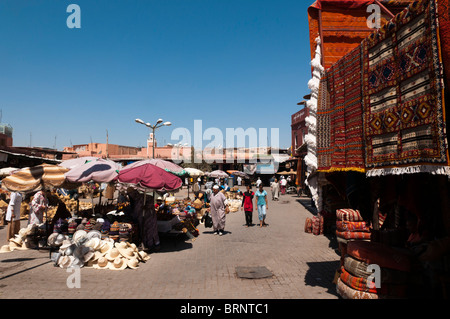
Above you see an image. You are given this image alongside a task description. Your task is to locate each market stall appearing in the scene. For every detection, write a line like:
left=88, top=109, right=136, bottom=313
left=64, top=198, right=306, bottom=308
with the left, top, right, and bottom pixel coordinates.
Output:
left=305, top=0, right=450, bottom=298
left=0, top=160, right=185, bottom=270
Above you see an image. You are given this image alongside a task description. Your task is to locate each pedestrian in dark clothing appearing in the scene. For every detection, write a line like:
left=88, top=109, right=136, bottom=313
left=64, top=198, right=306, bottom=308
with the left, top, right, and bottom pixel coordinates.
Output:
left=241, top=185, right=254, bottom=227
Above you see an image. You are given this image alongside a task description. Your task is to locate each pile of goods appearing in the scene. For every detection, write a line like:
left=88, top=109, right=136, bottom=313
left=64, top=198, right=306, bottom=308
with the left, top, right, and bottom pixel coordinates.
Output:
left=335, top=209, right=371, bottom=242
left=156, top=198, right=200, bottom=238
left=224, top=189, right=243, bottom=213
left=304, top=212, right=324, bottom=236
left=336, top=240, right=416, bottom=299
left=48, top=231, right=150, bottom=270
left=0, top=224, right=47, bottom=253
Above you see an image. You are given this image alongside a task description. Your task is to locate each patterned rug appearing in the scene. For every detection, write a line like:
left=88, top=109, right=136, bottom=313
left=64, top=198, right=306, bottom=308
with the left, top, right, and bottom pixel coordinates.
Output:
left=362, top=0, right=449, bottom=171
left=316, top=45, right=366, bottom=173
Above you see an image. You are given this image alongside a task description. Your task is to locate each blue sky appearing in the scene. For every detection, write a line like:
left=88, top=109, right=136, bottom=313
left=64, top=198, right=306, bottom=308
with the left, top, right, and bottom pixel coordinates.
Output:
left=0, top=0, right=312, bottom=150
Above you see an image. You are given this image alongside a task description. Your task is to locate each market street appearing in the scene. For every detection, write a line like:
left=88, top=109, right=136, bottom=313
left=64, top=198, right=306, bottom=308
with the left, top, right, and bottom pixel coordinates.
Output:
left=0, top=187, right=340, bottom=299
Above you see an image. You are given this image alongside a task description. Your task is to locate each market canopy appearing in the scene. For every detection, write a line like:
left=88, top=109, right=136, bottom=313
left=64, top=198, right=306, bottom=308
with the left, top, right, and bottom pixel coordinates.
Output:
left=115, top=163, right=183, bottom=194
left=227, top=170, right=249, bottom=179
left=59, top=156, right=98, bottom=170
left=64, top=158, right=120, bottom=183
left=1, top=164, right=77, bottom=193
left=0, top=167, right=18, bottom=177
left=121, top=159, right=187, bottom=176
left=184, top=167, right=205, bottom=177
left=207, top=170, right=229, bottom=178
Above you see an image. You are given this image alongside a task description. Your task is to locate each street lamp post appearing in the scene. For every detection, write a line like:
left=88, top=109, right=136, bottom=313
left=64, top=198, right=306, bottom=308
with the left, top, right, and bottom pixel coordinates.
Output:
left=135, top=118, right=172, bottom=159
left=134, top=117, right=172, bottom=252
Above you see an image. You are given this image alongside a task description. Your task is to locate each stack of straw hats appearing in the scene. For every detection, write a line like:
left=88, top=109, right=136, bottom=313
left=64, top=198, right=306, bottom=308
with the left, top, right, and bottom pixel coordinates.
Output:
left=0, top=224, right=38, bottom=253
left=54, top=231, right=150, bottom=270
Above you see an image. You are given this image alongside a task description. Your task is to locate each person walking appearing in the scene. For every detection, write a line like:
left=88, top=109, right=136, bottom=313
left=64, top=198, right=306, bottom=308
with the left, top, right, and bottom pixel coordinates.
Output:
left=271, top=178, right=280, bottom=201
left=280, top=176, right=287, bottom=195
left=256, top=177, right=262, bottom=188
left=241, top=185, right=254, bottom=227
left=6, top=192, right=23, bottom=241
left=209, top=185, right=228, bottom=236
left=28, top=190, right=48, bottom=225
left=255, top=184, right=268, bottom=227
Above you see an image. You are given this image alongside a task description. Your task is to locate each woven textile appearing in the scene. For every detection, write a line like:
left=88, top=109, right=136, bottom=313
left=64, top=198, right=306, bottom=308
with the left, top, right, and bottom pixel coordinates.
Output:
left=344, top=256, right=373, bottom=279
left=347, top=240, right=413, bottom=272
left=340, top=267, right=378, bottom=293
left=437, top=0, right=450, bottom=81
left=362, top=0, right=449, bottom=171
left=344, top=256, right=411, bottom=284
left=336, top=220, right=370, bottom=232
left=336, top=209, right=364, bottom=222
left=317, top=45, right=366, bottom=173
left=340, top=267, right=408, bottom=297
left=336, top=230, right=372, bottom=240
left=336, top=278, right=380, bottom=299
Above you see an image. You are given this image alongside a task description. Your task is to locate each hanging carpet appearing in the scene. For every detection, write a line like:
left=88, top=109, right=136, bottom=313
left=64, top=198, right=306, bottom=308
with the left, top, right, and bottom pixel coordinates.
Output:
left=362, top=0, right=450, bottom=174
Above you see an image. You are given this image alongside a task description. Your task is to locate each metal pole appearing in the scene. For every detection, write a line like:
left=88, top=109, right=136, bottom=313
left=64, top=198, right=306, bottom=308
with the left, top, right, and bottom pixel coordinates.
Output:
left=152, top=127, right=156, bottom=159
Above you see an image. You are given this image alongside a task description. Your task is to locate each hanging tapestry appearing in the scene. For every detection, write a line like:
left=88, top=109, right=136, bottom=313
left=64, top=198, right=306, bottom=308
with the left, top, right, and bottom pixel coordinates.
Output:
left=316, top=45, right=366, bottom=173
left=362, top=0, right=449, bottom=173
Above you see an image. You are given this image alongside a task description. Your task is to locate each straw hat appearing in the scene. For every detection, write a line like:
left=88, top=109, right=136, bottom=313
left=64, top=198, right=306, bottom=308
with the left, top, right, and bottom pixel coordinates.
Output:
left=59, top=240, right=72, bottom=253
left=73, top=230, right=87, bottom=244
left=84, top=259, right=96, bottom=268
left=63, top=243, right=77, bottom=256
left=138, top=250, right=151, bottom=262
left=68, top=256, right=85, bottom=268
left=92, top=250, right=105, bottom=262
left=0, top=245, right=11, bottom=253
left=115, top=242, right=138, bottom=260
left=18, top=226, right=32, bottom=238
left=74, top=246, right=94, bottom=263
left=58, top=255, right=72, bottom=268
left=9, top=235, right=24, bottom=249
left=109, top=257, right=127, bottom=270
left=105, top=247, right=120, bottom=261
left=47, top=233, right=59, bottom=246
left=99, top=240, right=114, bottom=254
left=93, top=256, right=110, bottom=269
left=85, top=238, right=102, bottom=251
left=18, top=240, right=31, bottom=251
left=55, top=234, right=67, bottom=246
left=127, top=257, right=139, bottom=269
left=86, top=230, right=102, bottom=241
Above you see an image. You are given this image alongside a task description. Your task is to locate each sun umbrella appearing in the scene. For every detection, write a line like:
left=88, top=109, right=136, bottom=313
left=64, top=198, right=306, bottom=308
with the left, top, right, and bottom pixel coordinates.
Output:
left=115, top=163, right=183, bottom=193
left=59, top=156, right=98, bottom=170
left=1, top=164, right=77, bottom=193
left=277, top=170, right=297, bottom=175
left=207, top=170, right=229, bottom=178
left=121, top=159, right=187, bottom=176
left=64, top=158, right=120, bottom=183
left=227, top=170, right=249, bottom=179
left=184, top=167, right=205, bottom=177
left=115, top=163, right=183, bottom=250
left=0, top=167, right=18, bottom=177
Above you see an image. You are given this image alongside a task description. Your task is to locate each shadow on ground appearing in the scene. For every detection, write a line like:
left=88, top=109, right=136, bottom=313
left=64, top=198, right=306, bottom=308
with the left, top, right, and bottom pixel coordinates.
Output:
left=157, top=233, right=193, bottom=253
left=304, top=260, right=340, bottom=298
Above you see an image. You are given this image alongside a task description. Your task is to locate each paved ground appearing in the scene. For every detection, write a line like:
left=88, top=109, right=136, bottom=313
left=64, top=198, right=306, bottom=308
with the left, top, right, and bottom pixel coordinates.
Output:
left=0, top=187, right=341, bottom=300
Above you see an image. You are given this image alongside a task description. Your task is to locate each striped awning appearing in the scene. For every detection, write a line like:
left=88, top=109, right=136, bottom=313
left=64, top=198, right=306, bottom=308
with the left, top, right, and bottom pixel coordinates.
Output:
left=1, top=164, right=77, bottom=193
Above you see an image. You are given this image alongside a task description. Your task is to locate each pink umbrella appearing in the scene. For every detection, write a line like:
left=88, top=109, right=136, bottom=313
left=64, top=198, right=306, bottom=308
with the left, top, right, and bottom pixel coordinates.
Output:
left=59, top=156, right=98, bottom=170
left=121, top=159, right=187, bottom=177
left=115, top=163, right=183, bottom=249
left=64, top=158, right=120, bottom=183
left=116, top=163, right=182, bottom=193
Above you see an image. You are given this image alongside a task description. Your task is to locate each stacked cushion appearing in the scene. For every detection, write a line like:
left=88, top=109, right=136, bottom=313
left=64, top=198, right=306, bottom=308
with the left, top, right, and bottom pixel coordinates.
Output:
left=335, top=209, right=371, bottom=241
left=346, top=240, right=412, bottom=272
left=337, top=241, right=414, bottom=299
